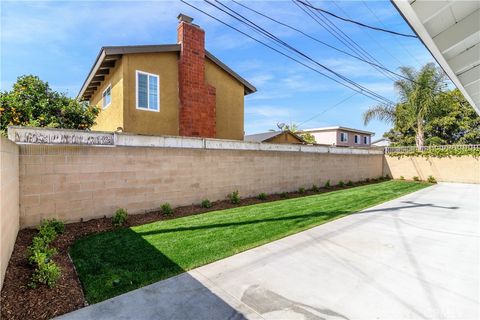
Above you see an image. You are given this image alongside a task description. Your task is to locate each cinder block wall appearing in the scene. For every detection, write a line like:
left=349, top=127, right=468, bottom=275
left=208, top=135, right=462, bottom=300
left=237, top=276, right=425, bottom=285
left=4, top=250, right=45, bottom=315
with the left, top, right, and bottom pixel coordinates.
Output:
left=0, top=137, right=19, bottom=289
left=383, top=156, right=480, bottom=183
left=18, top=144, right=383, bottom=227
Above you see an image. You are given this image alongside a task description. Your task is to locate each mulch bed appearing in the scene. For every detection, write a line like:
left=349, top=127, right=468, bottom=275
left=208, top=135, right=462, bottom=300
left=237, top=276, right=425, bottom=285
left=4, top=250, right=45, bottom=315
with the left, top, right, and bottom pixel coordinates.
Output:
left=0, top=180, right=381, bottom=320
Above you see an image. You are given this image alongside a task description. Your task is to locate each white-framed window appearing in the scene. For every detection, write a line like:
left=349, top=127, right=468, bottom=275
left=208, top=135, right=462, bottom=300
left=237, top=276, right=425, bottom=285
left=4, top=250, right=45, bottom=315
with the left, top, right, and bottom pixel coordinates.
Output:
left=340, top=132, right=348, bottom=142
left=102, top=84, right=111, bottom=109
left=136, top=70, right=159, bottom=112
left=354, top=134, right=360, bottom=144
left=363, top=136, right=369, bottom=144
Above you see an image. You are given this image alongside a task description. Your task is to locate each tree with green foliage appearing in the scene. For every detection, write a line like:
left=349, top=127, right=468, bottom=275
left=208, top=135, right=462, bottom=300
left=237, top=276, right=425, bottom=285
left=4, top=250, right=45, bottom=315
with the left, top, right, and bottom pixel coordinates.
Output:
left=0, top=75, right=99, bottom=134
left=363, top=63, right=447, bottom=148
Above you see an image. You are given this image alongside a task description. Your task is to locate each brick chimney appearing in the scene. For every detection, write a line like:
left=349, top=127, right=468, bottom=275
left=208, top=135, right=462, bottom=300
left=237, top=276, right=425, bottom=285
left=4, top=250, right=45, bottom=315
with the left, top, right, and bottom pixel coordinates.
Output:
left=177, top=14, right=216, bottom=138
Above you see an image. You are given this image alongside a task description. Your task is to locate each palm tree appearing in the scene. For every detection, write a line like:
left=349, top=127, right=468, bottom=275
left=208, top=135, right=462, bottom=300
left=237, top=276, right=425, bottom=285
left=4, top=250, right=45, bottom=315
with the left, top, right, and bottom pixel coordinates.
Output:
left=363, top=63, right=446, bottom=149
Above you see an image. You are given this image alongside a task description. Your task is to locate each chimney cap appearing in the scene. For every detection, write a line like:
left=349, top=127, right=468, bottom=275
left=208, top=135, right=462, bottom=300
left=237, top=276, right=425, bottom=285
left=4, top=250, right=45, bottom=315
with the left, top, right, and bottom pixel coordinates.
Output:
left=177, top=13, right=194, bottom=24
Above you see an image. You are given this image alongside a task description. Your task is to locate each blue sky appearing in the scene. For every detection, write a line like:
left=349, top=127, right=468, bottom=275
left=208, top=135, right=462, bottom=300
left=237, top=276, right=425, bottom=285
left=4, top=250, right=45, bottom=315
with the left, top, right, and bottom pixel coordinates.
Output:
left=1, top=0, right=438, bottom=137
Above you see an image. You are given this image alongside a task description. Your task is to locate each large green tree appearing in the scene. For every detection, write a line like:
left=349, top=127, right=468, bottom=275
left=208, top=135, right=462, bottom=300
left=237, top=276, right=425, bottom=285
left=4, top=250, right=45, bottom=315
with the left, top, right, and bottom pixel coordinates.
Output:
left=0, top=75, right=99, bottom=134
left=363, top=63, right=447, bottom=148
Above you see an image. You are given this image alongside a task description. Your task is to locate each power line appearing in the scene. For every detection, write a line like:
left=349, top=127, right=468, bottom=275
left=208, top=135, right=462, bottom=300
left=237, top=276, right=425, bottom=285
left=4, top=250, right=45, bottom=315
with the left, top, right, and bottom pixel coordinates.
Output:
left=204, top=0, right=394, bottom=105
left=297, top=92, right=358, bottom=127
left=180, top=0, right=394, bottom=105
left=296, top=0, right=417, bottom=38
left=230, top=0, right=413, bottom=83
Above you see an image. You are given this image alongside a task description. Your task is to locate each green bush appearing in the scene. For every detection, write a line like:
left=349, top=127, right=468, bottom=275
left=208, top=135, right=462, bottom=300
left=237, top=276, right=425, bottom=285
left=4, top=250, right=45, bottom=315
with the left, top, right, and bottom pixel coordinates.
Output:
left=346, top=180, right=353, bottom=186
left=311, top=184, right=319, bottom=192
left=228, top=191, right=241, bottom=204
left=298, top=187, right=305, bottom=194
left=365, top=178, right=370, bottom=182
left=161, top=203, right=173, bottom=215
left=37, top=225, right=57, bottom=244
left=427, top=175, right=437, bottom=183
left=399, top=176, right=405, bottom=180
left=413, top=176, right=420, bottom=181
left=112, top=208, right=128, bottom=227
left=338, top=181, right=345, bottom=187
left=201, top=199, right=212, bottom=208
left=324, top=180, right=331, bottom=188
left=257, top=193, right=267, bottom=200
left=384, top=174, right=391, bottom=180
left=280, top=192, right=288, bottom=198
left=38, top=219, right=65, bottom=235
left=27, top=239, right=57, bottom=265
left=30, top=260, right=61, bottom=288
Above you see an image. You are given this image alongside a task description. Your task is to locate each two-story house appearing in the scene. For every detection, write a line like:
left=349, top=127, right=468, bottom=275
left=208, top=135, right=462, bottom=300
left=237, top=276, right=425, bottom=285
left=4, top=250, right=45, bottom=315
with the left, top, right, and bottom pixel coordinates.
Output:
left=302, top=126, right=374, bottom=147
left=78, top=14, right=256, bottom=140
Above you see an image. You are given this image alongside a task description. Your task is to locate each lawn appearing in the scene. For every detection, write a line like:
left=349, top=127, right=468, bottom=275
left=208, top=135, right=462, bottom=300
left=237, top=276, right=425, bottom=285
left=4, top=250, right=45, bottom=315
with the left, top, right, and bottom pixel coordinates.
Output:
left=70, top=180, right=430, bottom=303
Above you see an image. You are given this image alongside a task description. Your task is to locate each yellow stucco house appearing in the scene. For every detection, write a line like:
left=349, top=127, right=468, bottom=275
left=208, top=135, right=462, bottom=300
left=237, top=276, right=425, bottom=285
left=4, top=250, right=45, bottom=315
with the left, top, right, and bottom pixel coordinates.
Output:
left=78, top=14, right=256, bottom=140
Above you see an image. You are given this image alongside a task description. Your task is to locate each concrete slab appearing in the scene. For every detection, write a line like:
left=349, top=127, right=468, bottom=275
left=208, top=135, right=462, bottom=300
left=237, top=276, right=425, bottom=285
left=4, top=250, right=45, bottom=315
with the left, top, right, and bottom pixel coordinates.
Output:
left=58, top=183, right=479, bottom=320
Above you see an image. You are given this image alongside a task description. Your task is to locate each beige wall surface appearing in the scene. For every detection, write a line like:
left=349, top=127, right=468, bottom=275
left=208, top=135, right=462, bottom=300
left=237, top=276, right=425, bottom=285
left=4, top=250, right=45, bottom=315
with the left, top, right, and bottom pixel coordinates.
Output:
left=123, top=52, right=180, bottom=136
left=18, top=144, right=383, bottom=227
left=205, top=59, right=245, bottom=140
left=91, top=58, right=124, bottom=132
left=0, top=137, right=19, bottom=289
left=384, top=156, right=480, bottom=183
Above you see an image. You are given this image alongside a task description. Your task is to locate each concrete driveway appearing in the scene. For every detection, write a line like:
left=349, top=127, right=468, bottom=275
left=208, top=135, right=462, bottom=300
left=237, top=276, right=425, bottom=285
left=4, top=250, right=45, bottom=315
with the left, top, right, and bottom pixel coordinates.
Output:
left=58, top=183, right=479, bottom=320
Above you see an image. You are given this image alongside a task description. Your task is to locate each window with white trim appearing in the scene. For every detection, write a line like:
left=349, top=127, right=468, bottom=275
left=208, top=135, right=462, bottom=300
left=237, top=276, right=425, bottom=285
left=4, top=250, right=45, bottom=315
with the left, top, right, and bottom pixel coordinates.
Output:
left=363, top=136, right=369, bottom=144
left=354, top=134, right=360, bottom=144
left=340, top=132, right=348, bottom=142
left=102, top=84, right=111, bottom=109
left=136, top=70, right=159, bottom=111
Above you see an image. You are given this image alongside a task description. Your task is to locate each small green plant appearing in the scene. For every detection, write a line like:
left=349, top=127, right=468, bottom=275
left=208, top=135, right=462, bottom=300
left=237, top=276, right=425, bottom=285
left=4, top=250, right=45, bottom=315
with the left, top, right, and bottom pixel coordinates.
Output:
left=427, top=175, right=437, bottom=183
left=298, top=187, right=305, bottom=194
left=228, top=190, right=241, bottom=204
left=201, top=199, right=212, bottom=208
left=280, top=192, right=288, bottom=198
left=37, top=225, right=57, bottom=244
left=311, top=184, right=319, bottom=192
left=365, top=178, right=370, bottom=182
left=27, top=241, right=57, bottom=265
left=112, top=208, right=128, bottom=227
left=30, top=260, right=61, bottom=288
left=346, top=180, right=353, bottom=186
left=413, top=176, right=420, bottom=181
left=338, top=181, right=345, bottom=187
left=257, top=193, right=267, bottom=200
left=399, top=176, right=405, bottom=180
left=38, top=219, right=65, bottom=235
left=161, top=203, right=173, bottom=215
left=324, top=180, right=331, bottom=188
left=384, top=174, right=391, bottom=180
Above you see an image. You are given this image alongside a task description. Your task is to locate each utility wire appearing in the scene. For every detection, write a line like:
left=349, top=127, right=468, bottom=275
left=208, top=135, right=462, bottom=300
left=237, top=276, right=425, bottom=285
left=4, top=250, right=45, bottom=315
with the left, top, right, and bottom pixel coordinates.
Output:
left=180, top=0, right=393, bottom=105
left=296, top=0, right=417, bottom=38
left=297, top=92, right=358, bottom=127
left=230, top=0, right=413, bottom=83
left=292, top=0, right=398, bottom=82
left=205, top=0, right=394, bottom=104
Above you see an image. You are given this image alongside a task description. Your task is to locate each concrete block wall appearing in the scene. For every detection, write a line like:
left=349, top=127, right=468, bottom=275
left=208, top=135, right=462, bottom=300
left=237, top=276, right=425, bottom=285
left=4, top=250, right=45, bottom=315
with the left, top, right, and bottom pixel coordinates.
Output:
left=384, top=155, right=480, bottom=183
left=18, top=144, right=384, bottom=227
left=0, top=137, right=19, bottom=289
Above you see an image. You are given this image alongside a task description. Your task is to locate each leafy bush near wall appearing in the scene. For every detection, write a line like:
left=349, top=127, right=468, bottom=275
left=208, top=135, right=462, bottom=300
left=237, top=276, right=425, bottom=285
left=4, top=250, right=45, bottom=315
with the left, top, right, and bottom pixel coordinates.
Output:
left=324, top=180, right=331, bottom=188
left=427, top=175, right=437, bottom=183
left=161, top=203, right=173, bottom=215
left=257, top=193, right=267, bottom=200
left=112, top=208, right=128, bottom=227
left=387, top=147, right=480, bottom=158
left=201, top=199, right=212, bottom=208
left=311, top=184, right=320, bottom=192
left=228, top=191, right=241, bottom=204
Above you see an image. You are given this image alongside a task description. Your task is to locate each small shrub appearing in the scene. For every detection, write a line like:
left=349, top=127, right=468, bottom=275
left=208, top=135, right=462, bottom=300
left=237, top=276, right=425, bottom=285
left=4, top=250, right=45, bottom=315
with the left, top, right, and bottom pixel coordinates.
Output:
left=112, top=208, right=128, bottom=227
left=384, top=174, right=391, bottom=180
left=228, top=190, right=241, bottom=204
left=399, top=176, right=405, bottom=180
left=427, top=175, right=437, bottom=183
left=257, top=193, right=267, bottom=200
left=338, top=181, right=345, bottom=187
left=378, top=176, right=386, bottom=181
left=30, top=260, right=61, bottom=288
left=38, top=219, right=65, bottom=235
left=298, top=187, right=305, bottom=194
left=280, top=192, right=288, bottom=198
left=201, top=199, right=212, bottom=208
left=324, top=180, right=331, bottom=188
left=346, top=180, right=353, bottom=186
left=413, top=176, right=420, bottom=181
left=365, top=178, right=370, bottom=182
left=27, top=239, right=57, bottom=265
left=161, top=203, right=173, bottom=215
left=311, top=184, right=319, bottom=192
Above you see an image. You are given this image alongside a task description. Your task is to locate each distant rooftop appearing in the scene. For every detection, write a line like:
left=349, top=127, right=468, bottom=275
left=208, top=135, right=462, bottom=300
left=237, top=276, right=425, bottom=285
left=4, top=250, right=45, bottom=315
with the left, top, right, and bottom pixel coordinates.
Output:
left=301, top=126, right=375, bottom=136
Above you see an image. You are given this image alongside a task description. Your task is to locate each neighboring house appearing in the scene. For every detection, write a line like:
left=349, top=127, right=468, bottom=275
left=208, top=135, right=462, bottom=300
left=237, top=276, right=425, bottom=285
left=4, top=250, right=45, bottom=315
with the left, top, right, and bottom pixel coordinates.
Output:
left=78, top=14, right=256, bottom=140
left=302, top=126, right=374, bottom=147
left=244, top=131, right=305, bottom=144
left=372, top=138, right=391, bottom=147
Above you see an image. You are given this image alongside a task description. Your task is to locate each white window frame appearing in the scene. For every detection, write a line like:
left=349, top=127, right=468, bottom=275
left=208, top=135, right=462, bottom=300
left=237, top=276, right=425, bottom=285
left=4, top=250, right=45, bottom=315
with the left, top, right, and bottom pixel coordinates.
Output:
left=363, top=136, right=369, bottom=144
left=102, top=84, right=112, bottom=109
left=135, top=70, right=160, bottom=112
left=354, top=134, right=360, bottom=144
left=340, top=132, right=348, bottom=142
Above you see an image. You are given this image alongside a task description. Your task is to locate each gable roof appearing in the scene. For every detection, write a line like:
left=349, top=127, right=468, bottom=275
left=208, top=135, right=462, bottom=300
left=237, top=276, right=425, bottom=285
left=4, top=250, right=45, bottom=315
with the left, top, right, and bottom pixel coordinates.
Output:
left=302, top=126, right=375, bottom=136
left=77, top=44, right=257, bottom=101
left=244, top=130, right=305, bottom=143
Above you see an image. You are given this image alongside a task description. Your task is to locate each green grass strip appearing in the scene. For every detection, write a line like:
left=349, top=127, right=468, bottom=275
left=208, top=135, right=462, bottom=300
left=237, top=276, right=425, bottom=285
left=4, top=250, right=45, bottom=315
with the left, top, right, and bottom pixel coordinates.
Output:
left=70, top=180, right=430, bottom=303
